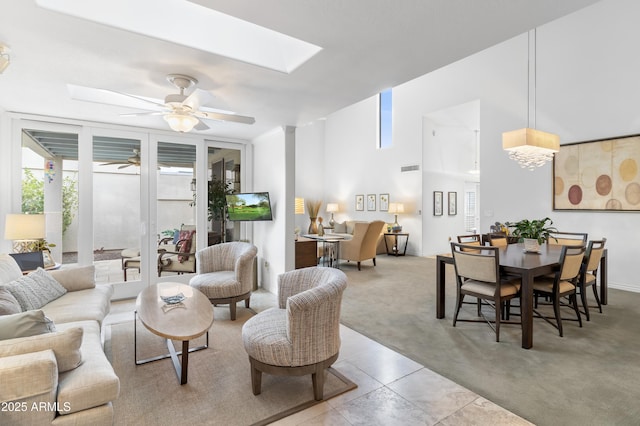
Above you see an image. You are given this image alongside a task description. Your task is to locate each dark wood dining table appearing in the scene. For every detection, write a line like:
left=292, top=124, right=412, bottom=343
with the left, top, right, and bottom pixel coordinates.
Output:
left=435, top=243, right=608, bottom=349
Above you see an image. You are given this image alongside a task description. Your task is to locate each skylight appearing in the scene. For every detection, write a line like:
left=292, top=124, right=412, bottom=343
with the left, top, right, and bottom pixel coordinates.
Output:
left=36, top=0, right=322, bottom=73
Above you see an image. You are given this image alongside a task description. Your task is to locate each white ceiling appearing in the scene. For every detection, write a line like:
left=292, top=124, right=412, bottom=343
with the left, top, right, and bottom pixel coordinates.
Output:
left=0, top=0, right=600, bottom=141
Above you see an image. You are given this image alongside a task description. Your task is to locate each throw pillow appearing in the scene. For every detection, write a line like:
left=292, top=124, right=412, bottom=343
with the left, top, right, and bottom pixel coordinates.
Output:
left=49, top=265, right=96, bottom=291
left=0, top=287, right=22, bottom=315
left=0, top=310, right=56, bottom=340
left=177, top=230, right=195, bottom=262
left=4, top=268, right=67, bottom=311
left=0, top=326, right=83, bottom=372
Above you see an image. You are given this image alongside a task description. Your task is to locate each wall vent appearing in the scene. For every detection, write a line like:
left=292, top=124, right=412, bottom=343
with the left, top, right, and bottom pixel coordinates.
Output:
left=401, top=164, right=420, bottom=172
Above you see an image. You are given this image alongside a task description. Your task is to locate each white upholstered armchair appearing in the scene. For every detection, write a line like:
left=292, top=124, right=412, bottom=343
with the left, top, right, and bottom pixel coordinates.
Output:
left=241, top=267, right=347, bottom=400
left=189, top=242, right=257, bottom=320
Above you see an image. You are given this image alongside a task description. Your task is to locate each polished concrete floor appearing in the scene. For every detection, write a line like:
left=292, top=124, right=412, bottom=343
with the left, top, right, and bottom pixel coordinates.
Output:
left=104, top=282, right=533, bottom=426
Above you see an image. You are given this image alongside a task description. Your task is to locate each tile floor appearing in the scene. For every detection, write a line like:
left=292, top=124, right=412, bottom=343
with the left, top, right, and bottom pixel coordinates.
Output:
left=105, top=289, right=533, bottom=426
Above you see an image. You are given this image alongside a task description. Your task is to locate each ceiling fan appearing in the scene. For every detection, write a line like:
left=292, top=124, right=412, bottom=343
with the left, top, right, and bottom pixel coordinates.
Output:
left=100, top=149, right=143, bottom=169
left=69, top=74, right=255, bottom=133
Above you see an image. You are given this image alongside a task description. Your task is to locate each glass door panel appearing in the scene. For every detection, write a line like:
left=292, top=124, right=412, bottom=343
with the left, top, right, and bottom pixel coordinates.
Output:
left=20, top=129, right=79, bottom=268
left=92, top=136, right=142, bottom=284
left=208, top=147, right=242, bottom=243
left=156, top=141, right=197, bottom=280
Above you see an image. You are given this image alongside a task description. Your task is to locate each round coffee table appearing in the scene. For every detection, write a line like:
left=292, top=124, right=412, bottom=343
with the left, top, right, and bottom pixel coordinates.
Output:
left=135, top=282, right=214, bottom=384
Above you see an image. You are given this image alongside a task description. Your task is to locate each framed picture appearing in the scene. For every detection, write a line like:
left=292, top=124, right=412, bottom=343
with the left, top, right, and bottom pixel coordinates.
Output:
left=448, top=192, right=457, bottom=215
left=42, top=250, right=55, bottom=268
left=554, top=133, right=640, bottom=211
left=433, top=191, right=443, bottom=216
left=367, top=194, right=376, bottom=211
left=379, top=193, right=389, bottom=211
left=355, top=194, right=364, bottom=211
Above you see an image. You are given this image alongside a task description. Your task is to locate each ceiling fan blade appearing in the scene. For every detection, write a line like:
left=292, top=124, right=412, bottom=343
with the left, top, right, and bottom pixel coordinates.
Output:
left=118, top=164, right=132, bottom=169
left=183, top=88, right=214, bottom=111
left=67, top=84, right=166, bottom=111
left=100, top=161, right=127, bottom=166
left=194, top=119, right=210, bottom=131
left=120, top=111, right=165, bottom=117
left=195, top=111, right=255, bottom=125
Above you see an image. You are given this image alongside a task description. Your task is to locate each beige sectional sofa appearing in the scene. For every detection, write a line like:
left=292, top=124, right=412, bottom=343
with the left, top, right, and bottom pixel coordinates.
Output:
left=0, top=254, right=119, bottom=425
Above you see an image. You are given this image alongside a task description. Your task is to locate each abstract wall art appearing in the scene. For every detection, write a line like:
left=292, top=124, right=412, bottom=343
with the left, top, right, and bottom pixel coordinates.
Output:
left=553, top=134, right=640, bottom=211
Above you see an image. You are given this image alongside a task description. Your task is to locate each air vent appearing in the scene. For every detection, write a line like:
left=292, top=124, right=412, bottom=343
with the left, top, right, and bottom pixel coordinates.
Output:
left=401, top=164, right=420, bottom=173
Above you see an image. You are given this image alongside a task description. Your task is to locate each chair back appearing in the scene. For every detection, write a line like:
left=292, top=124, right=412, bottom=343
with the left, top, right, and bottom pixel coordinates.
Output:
left=549, top=231, right=588, bottom=247
left=451, top=242, right=499, bottom=284
left=558, top=245, right=586, bottom=281
left=278, top=267, right=347, bottom=365
left=487, top=233, right=508, bottom=247
left=362, top=221, right=385, bottom=257
left=584, top=238, right=606, bottom=273
left=456, top=234, right=482, bottom=252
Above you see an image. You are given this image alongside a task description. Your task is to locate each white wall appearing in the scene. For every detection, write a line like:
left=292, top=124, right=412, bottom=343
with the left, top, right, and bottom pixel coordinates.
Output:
left=252, top=126, right=295, bottom=293
left=298, top=0, right=640, bottom=291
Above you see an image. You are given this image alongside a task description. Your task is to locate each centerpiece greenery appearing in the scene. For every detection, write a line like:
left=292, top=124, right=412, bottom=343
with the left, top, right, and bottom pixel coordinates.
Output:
left=506, top=217, right=557, bottom=244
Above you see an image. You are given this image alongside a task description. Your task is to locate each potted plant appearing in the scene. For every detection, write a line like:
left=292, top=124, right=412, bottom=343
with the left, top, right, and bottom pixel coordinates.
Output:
left=506, top=217, right=557, bottom=252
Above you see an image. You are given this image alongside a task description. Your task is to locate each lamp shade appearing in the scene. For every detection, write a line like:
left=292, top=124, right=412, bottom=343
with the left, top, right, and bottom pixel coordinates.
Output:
left=388, top=203, right=404, bottom=214
left=4, top=214, right=46, bottom=240
left=502, top=128, right=560, bottom=170
left=295, top=198, right=305, bottom=215
left=326, top=203, right=339, bottom=213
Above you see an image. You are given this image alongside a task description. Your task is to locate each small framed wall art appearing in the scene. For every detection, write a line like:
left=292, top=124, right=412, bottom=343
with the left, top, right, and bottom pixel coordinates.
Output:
left=448, top=192, right=457, bottom=215
left=379, top=193, right=389, bottom=211
left=367, top=194, right=376, bottom=211
left=355, top=194, right=364, bottom=211
left=433, top=191, right=443, bottom=216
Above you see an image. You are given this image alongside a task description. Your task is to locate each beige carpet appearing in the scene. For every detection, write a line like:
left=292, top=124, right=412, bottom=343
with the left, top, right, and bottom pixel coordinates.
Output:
left=105, top=309, right=356, bottom=426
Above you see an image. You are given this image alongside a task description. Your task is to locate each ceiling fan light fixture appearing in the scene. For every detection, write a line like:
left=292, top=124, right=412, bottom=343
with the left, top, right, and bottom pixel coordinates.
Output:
left=164, top=112, right=198, bottom=133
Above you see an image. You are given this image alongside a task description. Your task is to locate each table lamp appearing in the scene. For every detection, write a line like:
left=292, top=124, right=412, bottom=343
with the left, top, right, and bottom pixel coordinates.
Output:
left=326, top=203, right=339, bottom=227
left=388, top=203, right=404, bottom=232
left=295, top=198, right=305, bottom=215
left=4, top=213, right=46, bottom=252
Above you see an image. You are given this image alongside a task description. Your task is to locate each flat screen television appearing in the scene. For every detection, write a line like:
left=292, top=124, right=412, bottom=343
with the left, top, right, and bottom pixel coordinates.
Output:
left=225, top=192, right=273, bottom=221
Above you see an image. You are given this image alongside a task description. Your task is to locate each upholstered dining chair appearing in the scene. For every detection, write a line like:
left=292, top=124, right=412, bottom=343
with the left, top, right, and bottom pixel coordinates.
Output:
left=456, top=234, right=482, bottom=252
left=548, top=231, right=588, bottom=246
left=451, top=242, right=520, bottom=342
left=189, top=242, right=257, bottom=320
left=242, top=267, right=347, bottom=400
left=487, top=233, right=508, bottom=247
left=533, top=244, right=586, bottom=337
left=577, top=238, right=606, bottom=321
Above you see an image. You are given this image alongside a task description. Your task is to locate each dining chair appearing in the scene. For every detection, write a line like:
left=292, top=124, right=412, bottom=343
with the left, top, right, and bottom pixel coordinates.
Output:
left=548, top=231, right=588, bottom=246
left=451, top=242, right=520, bottom=342
left=456, top=234, right=482, bottom=252
left=487, top=232, right=508, bottom=247
left=532, top=244, right=586, bottom=337
left=577, top=238, right=606, bottom=321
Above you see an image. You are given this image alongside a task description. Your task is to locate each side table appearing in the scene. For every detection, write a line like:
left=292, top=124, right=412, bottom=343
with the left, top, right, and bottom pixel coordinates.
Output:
left=384, top=233, right=409, bottom=256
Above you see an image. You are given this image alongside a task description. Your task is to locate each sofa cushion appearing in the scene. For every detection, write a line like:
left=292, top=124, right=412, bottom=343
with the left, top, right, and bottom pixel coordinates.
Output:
left=49, top=265, right=96, bottom=291
left=0, top=309, right=56, bottom=340
left=0, top=253, right=23, bottom=283
left=0, top=287, right=22, bottom=315
left=56, top=321, right=120, bottom=414
left=42, top=284, right=113, bottom=326
left=0, top=325, right=83, bottom=372
left=4, top=268, right=67, bottom=311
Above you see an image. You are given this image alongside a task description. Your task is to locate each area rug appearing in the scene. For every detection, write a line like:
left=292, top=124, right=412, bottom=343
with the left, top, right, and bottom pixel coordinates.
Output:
left=105, top=309, right=356, bottom=426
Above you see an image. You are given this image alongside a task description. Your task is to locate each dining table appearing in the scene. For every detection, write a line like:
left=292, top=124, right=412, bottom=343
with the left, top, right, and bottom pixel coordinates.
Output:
left=435, top=242, right=608, bottom=349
